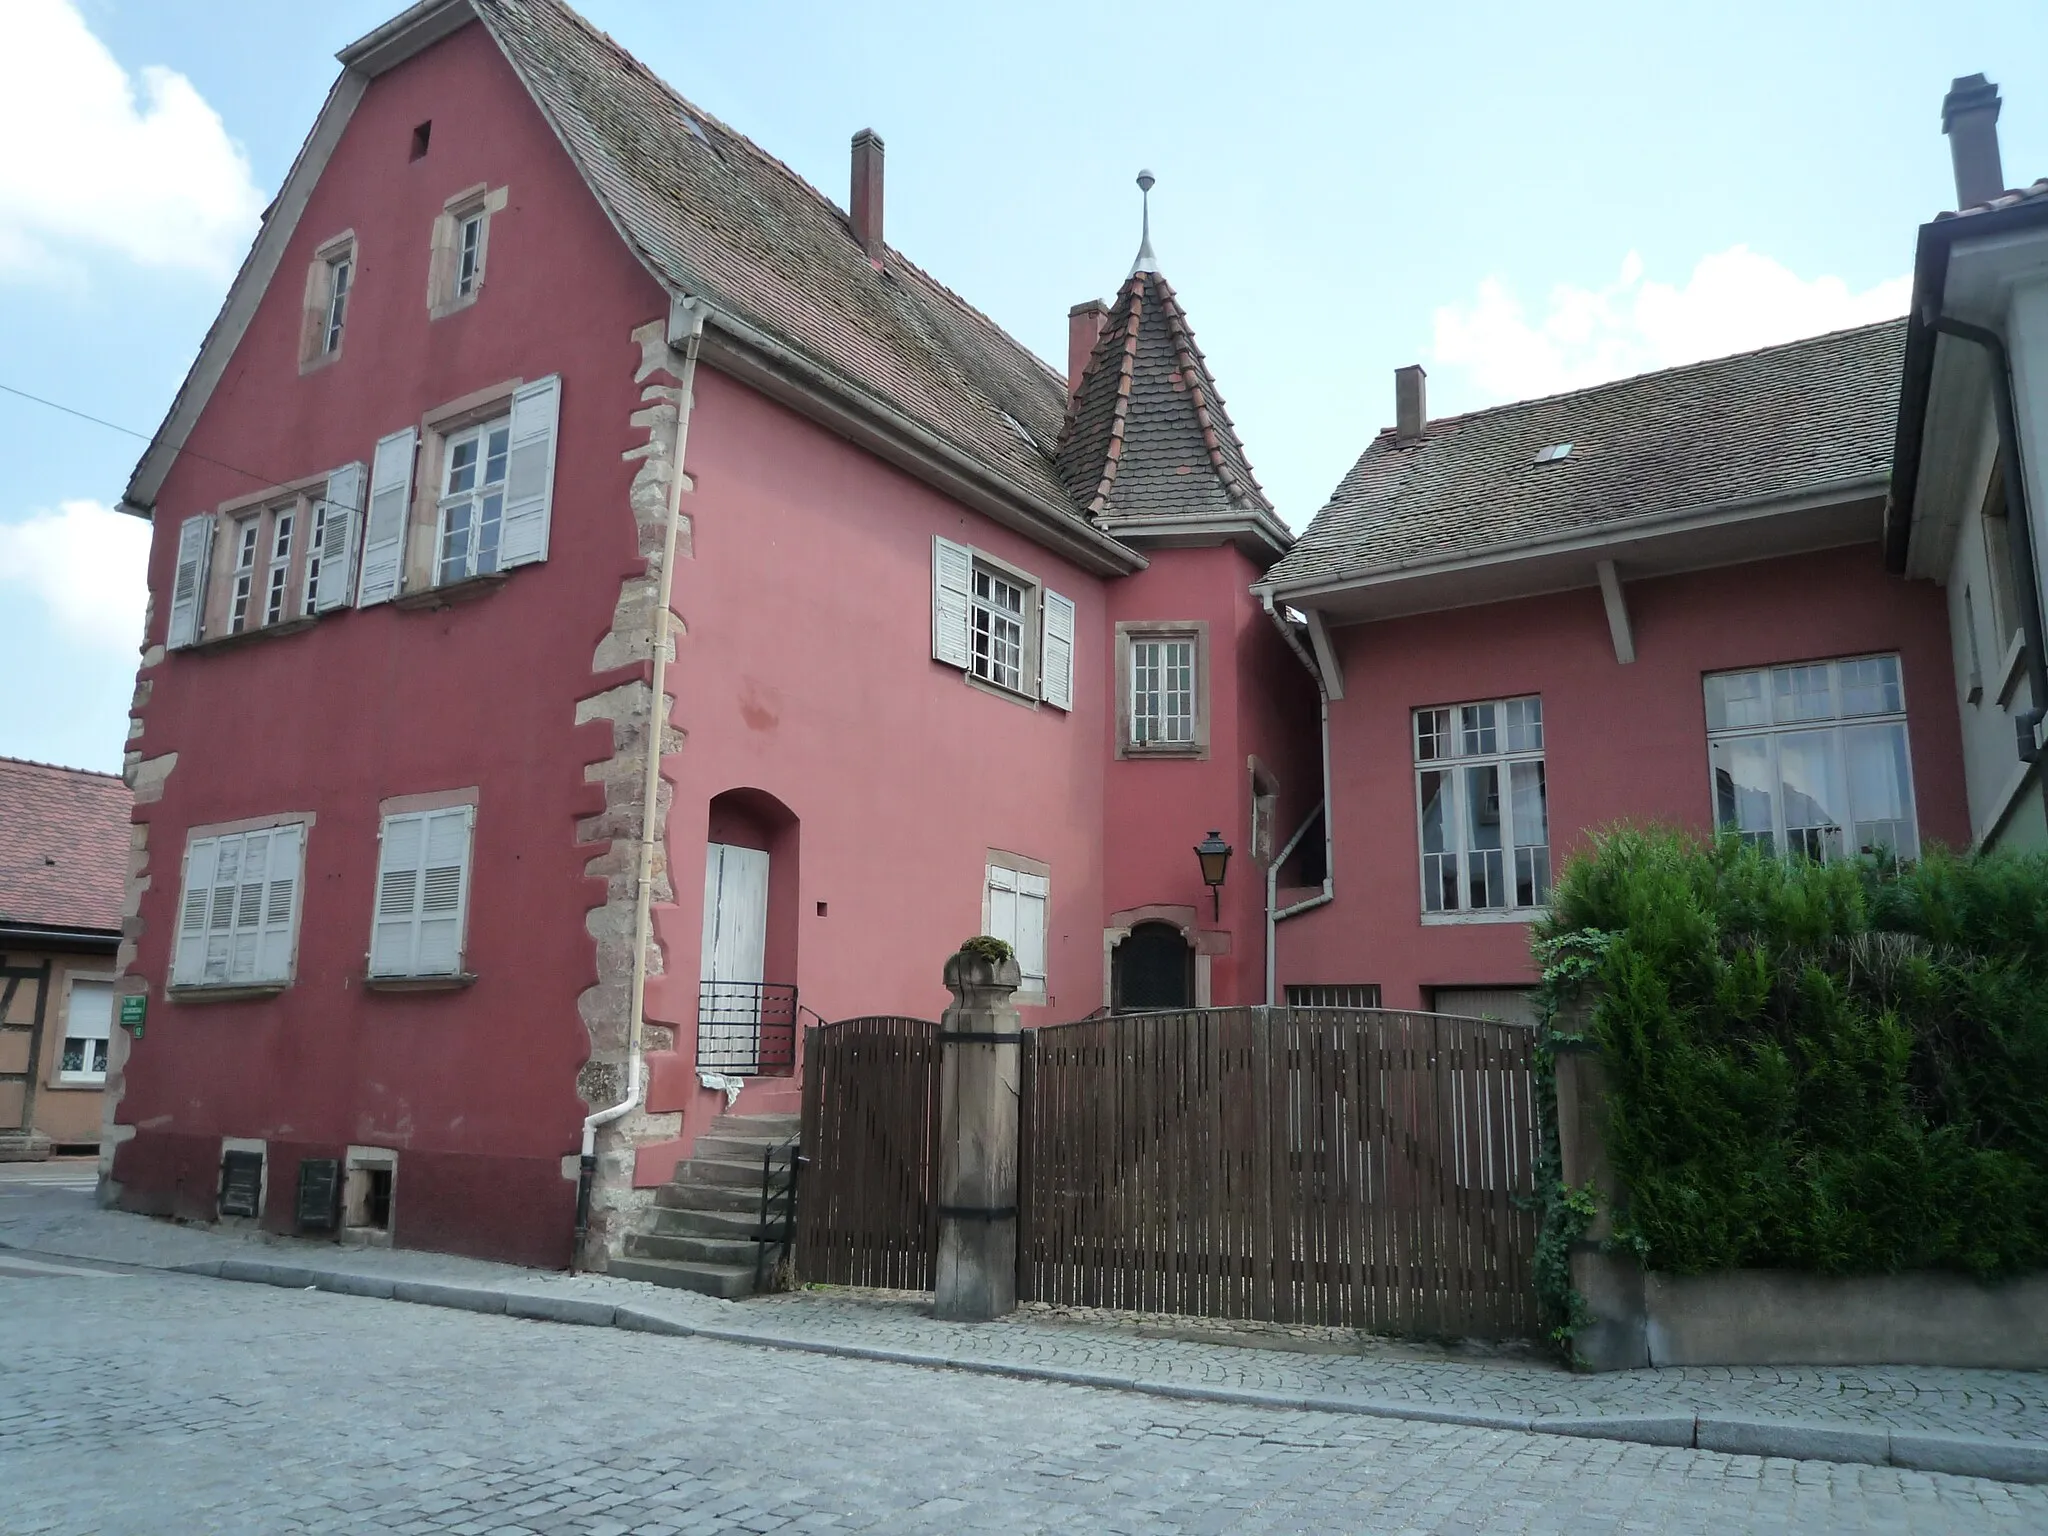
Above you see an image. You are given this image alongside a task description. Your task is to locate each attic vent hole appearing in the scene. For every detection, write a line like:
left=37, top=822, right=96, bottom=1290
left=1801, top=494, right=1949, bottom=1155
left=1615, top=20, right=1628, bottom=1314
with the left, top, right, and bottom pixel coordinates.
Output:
left=410, top=121, right=432, bottom=161
left=1534, top=443, right=1573, bottom=464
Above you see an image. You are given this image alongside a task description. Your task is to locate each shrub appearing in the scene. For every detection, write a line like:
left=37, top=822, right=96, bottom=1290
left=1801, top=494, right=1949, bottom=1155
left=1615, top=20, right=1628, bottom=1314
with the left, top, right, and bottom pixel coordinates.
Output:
left=1536, top=827, right=2048, bottom=1279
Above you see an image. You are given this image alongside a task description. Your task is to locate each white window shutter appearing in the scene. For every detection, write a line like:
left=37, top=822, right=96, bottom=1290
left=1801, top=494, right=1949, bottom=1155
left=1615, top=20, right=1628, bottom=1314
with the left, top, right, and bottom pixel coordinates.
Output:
left=1016, top=870, right=1048, bottom=993
left=227, top=830, right=270, bottom=983
left=256, top=823, right=303, bottom=982
left=356, top=427, right=418, bottom=607
left=985, top=864, right=1017, bottom=949
left=499, top=374, right=561, bottom=569
left=203, top=833, right=242, bottom=984
left=414, top=807, right=474, bottom=975
left=172, top=836, right=218, bottom=985
left=167, top=513, right=215, bottom=649
left=314, top=461, right=365, bottom=612
left=1040, top=590, right=1075, bottom=710
left=933, top=536, right=972, bottom=668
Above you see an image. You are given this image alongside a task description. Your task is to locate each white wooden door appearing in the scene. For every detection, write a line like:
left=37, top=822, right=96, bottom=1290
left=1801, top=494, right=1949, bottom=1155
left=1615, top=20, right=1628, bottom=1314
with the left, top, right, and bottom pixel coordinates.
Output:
left=700, top=842, right=770, bottom=1068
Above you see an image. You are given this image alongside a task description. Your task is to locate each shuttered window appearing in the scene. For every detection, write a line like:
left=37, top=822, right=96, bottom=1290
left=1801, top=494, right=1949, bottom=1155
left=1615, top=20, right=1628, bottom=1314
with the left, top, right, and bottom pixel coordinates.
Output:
left=930, top=535, right=1074, bottom=711
left=356, top=426, right=418, bottom=606
left=984, top=861, right=1049, bottom=1000
left=307, top=461, right=364, bottom=614
left=369, top=806, right=475, bottom=978
left=171, top=824, right=306, bottom=988
left=167, top=513, right=215, bottom=649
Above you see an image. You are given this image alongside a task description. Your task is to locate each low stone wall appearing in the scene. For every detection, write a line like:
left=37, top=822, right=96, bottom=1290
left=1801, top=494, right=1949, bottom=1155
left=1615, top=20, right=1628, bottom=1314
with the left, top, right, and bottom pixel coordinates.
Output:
left=1641, top=1269, right=2048, bottom=1370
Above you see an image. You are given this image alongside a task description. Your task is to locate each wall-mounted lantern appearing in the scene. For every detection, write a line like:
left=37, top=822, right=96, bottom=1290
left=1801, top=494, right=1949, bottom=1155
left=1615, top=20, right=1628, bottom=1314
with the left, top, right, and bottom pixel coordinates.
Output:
left=1194, top=829, right=1232, bottom=920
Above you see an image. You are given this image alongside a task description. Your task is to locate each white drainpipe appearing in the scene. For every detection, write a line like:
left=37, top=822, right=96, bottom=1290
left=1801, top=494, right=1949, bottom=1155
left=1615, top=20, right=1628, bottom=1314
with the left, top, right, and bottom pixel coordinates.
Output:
left=1260, top=591, right=1335, bottom=1006
left=577, top=297, right=706, bottom=1248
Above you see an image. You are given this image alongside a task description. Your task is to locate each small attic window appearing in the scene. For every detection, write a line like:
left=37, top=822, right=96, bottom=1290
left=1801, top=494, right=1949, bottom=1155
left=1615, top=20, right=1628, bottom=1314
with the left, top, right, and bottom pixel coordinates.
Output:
left=410, top=121, right=432, bottom=161
left=1534, top=443, right=1574, bottom=464
left=680, top=113, right=710, bottom=144
left=1000, top=411, right=1038, bottom=449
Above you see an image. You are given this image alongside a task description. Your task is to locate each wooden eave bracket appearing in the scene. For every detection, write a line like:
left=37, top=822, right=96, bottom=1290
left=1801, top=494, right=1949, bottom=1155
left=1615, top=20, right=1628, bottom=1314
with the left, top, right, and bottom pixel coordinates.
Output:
left=1597, top=559, right=1636, bottom=665
left=1304, top=607, right=1345, bottom=701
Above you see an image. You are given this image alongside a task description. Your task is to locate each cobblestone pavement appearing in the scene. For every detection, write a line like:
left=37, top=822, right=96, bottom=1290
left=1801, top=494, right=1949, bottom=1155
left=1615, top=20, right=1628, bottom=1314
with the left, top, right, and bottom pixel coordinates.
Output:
left=5, top=1183, right=2044, bottom=1450
left=5, top=1269, right=2045, bottom=1535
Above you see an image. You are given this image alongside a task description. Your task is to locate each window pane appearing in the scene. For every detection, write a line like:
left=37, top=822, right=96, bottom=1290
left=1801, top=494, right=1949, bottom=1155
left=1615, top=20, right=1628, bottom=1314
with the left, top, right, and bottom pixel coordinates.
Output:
left=1510, top=760, right=1549, bottom=907
left=1131, top=640, right=1159, bottom=742
left=1773, top=663, right=1835, bottom=723
left=1711, top=736, right=1775, bottom=852
left=1419, top=769, right=1456, bottom=912
left=447, top=438, right=478, bottom=494
left=484, top=427, right=510, bottom=486
left=1465, top=764, right=1504, bottom=909
left=1845, top=722, right=1919, bottom=858
left=1704, top=670, right=1769, bottom=730
left=1778, top=730, right=1847, bottom=862
left=1415, top=708, right=1451, bottom=761
left=1504, top=696, right=1543, bottom=753
left=1839, top=655, right=1903, bottom=719
left=1460, top=703, right=1497, bottom=756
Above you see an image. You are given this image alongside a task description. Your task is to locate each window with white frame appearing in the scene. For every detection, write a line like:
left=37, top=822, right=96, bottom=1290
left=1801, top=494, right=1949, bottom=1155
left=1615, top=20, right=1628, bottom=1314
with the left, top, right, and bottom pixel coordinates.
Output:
left=456, top=210, right=485, bottom=299
left=59, top=979, right=113, bottom=1083
left=430, top=187, right=501, bottom=316
left=983, top=856, right=1049, bottom=1002
left=171, top=824, right=306, bottom=989
left=437, top=414, right=511, bottom=585
left=168, top=466, right=362, bottom=650
left=370, top=806, right=476, bottom=979
left=300, top=235, right=355, bottom=367
left=1415, top=695, right=1549, bottom=917
left=1285, top=983, right=1382, bottom=1009
left=323, top=251, right=351, bottom=354
left=264, top=505, right=295, bottom=625
left=227, top=516, right=261, bottom=634
left=1132, top=636, right=1194, bottom=745
left=931, top=536, right=1074, bottom=710
left=1705, top=654, right=1920, bottom=861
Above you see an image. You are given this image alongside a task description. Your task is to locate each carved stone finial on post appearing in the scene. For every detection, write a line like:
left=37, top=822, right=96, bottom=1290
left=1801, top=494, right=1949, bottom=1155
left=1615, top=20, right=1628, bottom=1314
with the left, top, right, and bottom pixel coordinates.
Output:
left=933, top=939, right=1023, bottom=1322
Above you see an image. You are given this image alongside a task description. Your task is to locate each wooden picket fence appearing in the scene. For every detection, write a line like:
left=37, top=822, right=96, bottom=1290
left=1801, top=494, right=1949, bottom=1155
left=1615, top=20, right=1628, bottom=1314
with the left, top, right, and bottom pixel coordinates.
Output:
left=794, top=1015, right=941, bottom=1290
left=1017, top=1007, right=1540, bottom=1337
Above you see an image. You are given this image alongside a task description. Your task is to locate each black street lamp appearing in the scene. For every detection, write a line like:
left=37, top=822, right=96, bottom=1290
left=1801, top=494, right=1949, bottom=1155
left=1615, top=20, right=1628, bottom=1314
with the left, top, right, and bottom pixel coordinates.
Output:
left=1194, top=829, right=1232, bottom=920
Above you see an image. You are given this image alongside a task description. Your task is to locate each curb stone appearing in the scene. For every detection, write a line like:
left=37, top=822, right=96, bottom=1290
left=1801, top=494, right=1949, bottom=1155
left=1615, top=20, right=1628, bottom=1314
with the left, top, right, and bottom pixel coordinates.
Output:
left=173, top=1258, right=2048, bottom=1485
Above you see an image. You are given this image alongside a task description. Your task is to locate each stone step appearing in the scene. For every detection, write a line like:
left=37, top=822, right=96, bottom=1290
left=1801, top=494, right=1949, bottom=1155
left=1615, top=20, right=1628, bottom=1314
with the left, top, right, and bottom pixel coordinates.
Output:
left=670, top=1155, right=761, bottom=1189
left=606, top=1255, right=754, bottom=1300
left=645, top=1205, right=762, bottom=1239
left=654, top=1180, right=758, bottom=1214
left=693, top=1134, right=792, bottom=1165
left=624, top=1230, right=759, bottom=1268
left=717, top=1112, right=799, bottom=1137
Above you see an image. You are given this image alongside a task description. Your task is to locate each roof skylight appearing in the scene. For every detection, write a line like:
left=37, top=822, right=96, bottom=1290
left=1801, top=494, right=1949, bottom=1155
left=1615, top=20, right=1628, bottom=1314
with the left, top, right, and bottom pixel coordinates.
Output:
left=1534, top=443, right=1574, bottom=464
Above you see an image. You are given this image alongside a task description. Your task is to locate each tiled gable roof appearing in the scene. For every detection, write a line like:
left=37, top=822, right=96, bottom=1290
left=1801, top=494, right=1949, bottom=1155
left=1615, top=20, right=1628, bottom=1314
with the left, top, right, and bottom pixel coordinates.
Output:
left=0, top=758, right=130, bottom=935
left=1057, top=270, right=1271, bottom=519
left=474, top=0, right=1080, bottom=516
left=1265, top=319, right=1907, bottom=591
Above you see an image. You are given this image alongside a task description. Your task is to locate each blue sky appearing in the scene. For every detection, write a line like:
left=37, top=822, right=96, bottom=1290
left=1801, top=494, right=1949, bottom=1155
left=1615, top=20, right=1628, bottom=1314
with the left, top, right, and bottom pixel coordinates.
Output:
left=4, top=0, right=2046, bottom=775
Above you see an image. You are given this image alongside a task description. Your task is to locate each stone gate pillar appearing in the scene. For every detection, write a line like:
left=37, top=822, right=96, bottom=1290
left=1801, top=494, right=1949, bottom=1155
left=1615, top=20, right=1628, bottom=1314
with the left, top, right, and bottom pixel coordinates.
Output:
left=933, top=946, right=1021, bottom=1322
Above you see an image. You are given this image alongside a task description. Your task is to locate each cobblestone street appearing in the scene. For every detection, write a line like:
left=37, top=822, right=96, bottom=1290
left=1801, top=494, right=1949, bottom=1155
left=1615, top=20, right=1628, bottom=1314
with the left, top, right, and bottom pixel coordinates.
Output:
left=5, top=1262, right=2046, bottom=1535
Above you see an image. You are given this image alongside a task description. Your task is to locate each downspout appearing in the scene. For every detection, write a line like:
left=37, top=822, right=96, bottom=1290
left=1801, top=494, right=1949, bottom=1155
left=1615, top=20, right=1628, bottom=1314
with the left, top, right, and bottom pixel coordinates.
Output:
left=577, top=297, right=706, bottom=1254
left=1937, top=317, right=2048, bottom=760
left=1260, top=591, right=1335, bottom=1006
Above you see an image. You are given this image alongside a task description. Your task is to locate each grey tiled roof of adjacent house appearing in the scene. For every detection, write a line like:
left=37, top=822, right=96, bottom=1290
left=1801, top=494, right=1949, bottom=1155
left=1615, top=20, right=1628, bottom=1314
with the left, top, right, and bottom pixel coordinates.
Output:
left=1263, top=318, right=1908, bottom=592
left=1057, top=270, right=1271, bottom=520
left=476, top=0, right=1079, bottom=517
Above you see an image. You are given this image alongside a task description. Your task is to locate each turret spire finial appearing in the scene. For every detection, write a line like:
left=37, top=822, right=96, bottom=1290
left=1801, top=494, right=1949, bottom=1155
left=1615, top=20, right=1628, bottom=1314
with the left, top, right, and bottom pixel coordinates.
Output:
left=1131, top=168, right=1159, bottom=276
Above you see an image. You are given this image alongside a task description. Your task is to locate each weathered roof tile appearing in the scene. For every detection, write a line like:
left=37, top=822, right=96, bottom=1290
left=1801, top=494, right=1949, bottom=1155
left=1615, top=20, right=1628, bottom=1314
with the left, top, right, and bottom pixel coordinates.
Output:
left=0, top=758, right=130, bottom=935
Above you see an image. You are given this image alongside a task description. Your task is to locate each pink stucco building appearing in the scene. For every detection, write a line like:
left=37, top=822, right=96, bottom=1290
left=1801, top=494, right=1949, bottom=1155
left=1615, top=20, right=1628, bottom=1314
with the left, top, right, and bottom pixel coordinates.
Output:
left=104, top=0, right=1969, bottom=1277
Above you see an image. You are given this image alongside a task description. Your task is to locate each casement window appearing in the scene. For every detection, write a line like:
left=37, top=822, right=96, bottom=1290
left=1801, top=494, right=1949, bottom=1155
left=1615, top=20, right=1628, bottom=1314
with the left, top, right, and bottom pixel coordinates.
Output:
left=1285, top=983, right=1382, bottom=1009
left=1117, top=623, right=1209, bottom=756
left=264, top=506, right=295, bottom=625
left=171, top=824, right=306, bottom=989
left=430, top=185, right=504, bottom=317
left=323, top=252, right=352, bottom=353
left=300, top=233, right=355, bottom=368
left=983, top=855, right=1049, bottom=1002
left=1415, top=695, right=1549, bottom=918
left=931, top=535, right=1074, bottom=710
left=356, top=376, right=560, bottom=606
left=301, top=462, right=364, bottom=618
left=165, top=463, right=363, bottom=650
left=1705, top=654, right=1920, bottom=862
left=58, top=978, right=113, bottom=1083
left=456, top=210, right=485, bottom=299
left=369, top=806, right=475, bottom=979
left=227, top=516, right=261, bottom=634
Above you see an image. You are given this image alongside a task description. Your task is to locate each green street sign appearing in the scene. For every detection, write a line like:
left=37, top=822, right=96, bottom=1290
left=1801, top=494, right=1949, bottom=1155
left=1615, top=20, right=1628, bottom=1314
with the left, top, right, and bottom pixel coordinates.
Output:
left=119, top=994, right=146, bottom=1038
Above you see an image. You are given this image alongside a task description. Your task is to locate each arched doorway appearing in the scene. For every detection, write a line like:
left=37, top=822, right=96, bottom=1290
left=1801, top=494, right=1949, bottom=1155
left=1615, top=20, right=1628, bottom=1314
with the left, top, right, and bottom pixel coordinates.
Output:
left=700, top=789, right=800, bottom=1074
left=1112, top=921, right=1194, bottom=1012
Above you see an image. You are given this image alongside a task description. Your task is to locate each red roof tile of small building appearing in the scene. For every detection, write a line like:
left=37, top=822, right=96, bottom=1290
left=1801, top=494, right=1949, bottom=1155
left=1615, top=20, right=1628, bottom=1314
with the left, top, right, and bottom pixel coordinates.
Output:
left=0, top=757, right=131, bottom=935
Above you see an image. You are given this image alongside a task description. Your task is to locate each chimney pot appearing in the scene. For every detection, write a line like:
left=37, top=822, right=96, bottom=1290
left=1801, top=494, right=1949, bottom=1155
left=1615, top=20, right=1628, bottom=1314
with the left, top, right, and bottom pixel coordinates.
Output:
left=1942, top=74, right=2004, bottom=210
left=850, top=128, right=885, bottom=261
left=1067, top=300, right=1109, bottom=401
left=1395, top=364, right=1428, bottom=445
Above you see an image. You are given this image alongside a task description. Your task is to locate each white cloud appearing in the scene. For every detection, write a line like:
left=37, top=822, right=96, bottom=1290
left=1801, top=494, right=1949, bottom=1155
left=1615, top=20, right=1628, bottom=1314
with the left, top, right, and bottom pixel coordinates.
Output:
left=0, top=500, right=150, bottom=653
left=1430, top=246, right=1913, bottom=408
left=0, top=0, right=266, bottom=282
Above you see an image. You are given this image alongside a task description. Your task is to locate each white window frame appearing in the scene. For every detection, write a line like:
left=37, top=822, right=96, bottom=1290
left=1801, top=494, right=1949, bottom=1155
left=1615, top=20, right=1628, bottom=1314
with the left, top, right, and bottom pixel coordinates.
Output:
left=983, top=853, right=1049, bottom=1004
left=227, top=516, right=261, bottom=635
left=265, top=506, right=295, bottom=626
left=323, top=251, right=351, bottom=354
left=435, top=413, right=512, bottom=587
left=1132, top=635, right=1195, bottom=745
left=1414, top=694, right=1549, bottom=922
left=57, top=975, right=114, bottom=1084
left=970, top=562, right=1030, bottom=694
left=170, top=822, right=308, bottom=991
left=1704, top=654, right=1921, bottom=863
left=369, top=805, right=476, bottom=980
left=303, top=500, right=329, bottom=618
left=455, top=210, right=485, bottom=299
left=1284, top=983, right=1382, bottom=1009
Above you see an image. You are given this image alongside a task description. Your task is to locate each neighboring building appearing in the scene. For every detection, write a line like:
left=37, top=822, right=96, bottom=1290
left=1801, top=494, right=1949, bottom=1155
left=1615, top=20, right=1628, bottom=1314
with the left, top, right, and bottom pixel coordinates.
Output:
left=0, top=758, right=130, bottom=1160
left=1889, top=75, right=2048, bottom=854
left=107, top=0, right=1311, bottom=1268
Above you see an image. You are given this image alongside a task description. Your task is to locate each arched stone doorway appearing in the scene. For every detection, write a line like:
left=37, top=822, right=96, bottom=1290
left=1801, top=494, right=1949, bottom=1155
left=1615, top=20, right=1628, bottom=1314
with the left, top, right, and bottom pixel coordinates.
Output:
left=1111, top=920, right=1196, bottom=1012
left=700, top=789, right=800, bottom=1074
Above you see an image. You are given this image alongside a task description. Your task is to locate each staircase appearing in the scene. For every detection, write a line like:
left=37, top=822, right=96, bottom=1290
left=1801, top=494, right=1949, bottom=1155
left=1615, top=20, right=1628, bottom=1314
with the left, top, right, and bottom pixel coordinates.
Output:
left=608, top=1112, right=798, bottom=1299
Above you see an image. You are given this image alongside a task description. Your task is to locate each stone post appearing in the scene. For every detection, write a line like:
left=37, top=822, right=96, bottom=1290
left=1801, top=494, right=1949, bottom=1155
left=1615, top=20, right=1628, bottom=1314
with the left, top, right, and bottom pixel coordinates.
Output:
left=933, top=947, right=1022, bottom=1322
left=1553, top=1014, right=1649, bottom=1370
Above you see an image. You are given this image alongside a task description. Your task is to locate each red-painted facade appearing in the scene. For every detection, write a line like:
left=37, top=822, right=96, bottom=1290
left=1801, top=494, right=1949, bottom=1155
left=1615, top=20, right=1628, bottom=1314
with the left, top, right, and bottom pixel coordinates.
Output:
left=1276, top=545, right=1972, bottom=1009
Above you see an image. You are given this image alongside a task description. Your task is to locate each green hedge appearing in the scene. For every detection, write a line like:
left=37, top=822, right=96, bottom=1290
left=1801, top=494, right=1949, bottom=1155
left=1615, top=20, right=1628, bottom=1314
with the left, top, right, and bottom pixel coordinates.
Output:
left=1536, top=828, right=2048, bottom=1279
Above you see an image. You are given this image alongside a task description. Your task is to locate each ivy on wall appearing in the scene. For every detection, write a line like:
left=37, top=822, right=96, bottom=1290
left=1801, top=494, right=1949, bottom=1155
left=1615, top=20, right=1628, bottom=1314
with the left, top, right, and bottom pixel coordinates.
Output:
left=1531, top=828, right=2048, bottom=1309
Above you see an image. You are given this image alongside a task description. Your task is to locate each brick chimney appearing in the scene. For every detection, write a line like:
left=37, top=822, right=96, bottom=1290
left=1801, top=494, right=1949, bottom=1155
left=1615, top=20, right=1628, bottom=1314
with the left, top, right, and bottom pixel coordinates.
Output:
left=1067, top=301, right=1108, bottom=400
left=850, top=128, right=885, bottom=262
left=1395, top=364, right=1427, bottom=444
left=1942, top=74, right=2005, bottom=210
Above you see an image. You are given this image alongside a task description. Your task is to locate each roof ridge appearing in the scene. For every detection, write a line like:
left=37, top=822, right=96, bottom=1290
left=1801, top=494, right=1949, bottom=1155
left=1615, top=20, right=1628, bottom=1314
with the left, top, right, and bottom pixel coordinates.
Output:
left=1408, top=315, right=1909, bottom=437
left=1082, top=278, right=1145, bottom=514
left=0, top=755, right=125, bottom=781
left=1151, top=273, right=1270, bottom=510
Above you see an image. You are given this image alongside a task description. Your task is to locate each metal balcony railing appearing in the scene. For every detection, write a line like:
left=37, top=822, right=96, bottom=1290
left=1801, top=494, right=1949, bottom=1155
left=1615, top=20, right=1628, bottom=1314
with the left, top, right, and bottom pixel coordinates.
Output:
left=696, top=980, right=798, bottom=1076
